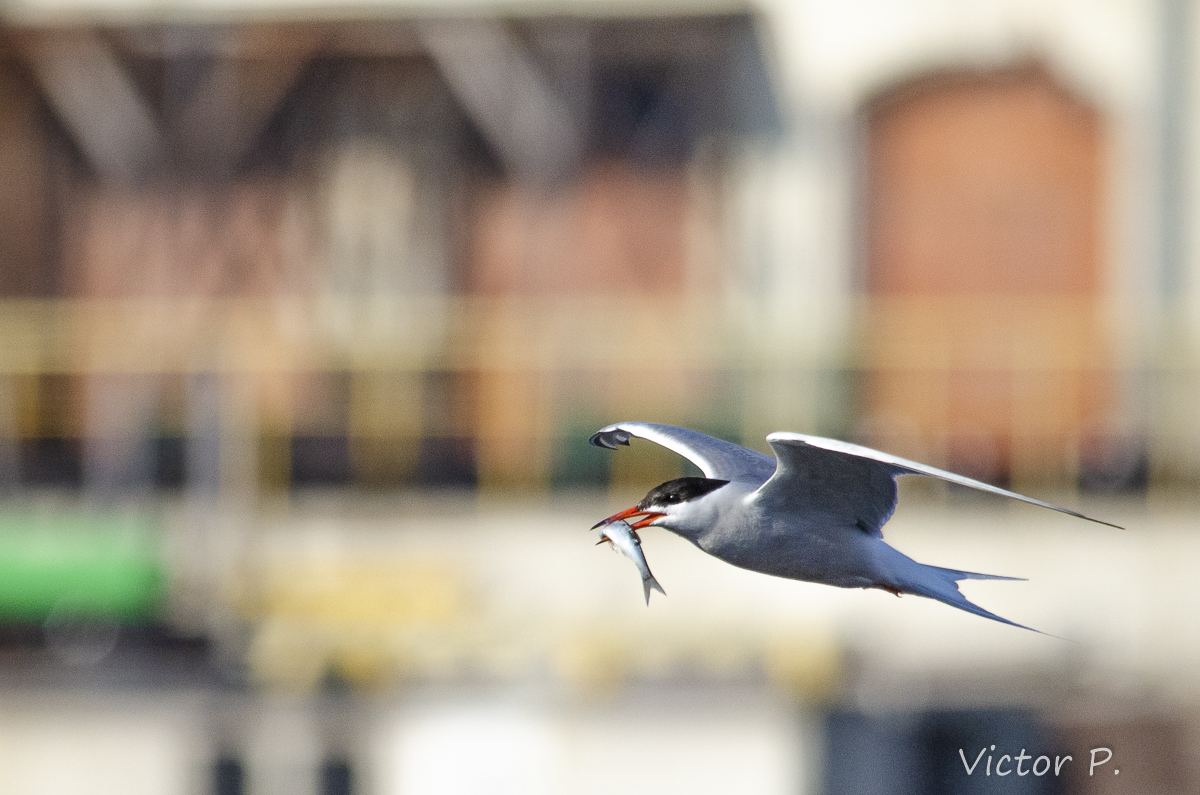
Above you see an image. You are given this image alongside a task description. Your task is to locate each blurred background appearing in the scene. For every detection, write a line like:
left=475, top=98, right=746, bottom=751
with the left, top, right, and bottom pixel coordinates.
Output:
left=0, top=0, right=1196, bottom=793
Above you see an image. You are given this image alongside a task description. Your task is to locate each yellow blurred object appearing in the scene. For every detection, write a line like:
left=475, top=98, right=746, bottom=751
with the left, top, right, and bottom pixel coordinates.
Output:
left=554, top=628, right=635, bottom=693
left=253, top=560, right=467, bottom=628
left=762, top=632, right=842, bottom=701
left=242, top=558, right=471, bottom=689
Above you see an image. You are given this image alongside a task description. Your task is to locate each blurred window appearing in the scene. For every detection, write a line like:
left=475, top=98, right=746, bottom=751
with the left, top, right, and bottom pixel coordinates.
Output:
left=320, top=758, right=353, bottom=795
left=214, top=757, right=245, bottom=795
left=826, top=708, right=1056, bottom=795
left=860, top=65, right=1133, bottom=490
left=0, top=15, right=775, bottom=496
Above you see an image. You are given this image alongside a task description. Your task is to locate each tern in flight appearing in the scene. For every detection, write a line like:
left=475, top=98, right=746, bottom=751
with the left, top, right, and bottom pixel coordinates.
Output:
left=590, top=422, right=1121, bottom=631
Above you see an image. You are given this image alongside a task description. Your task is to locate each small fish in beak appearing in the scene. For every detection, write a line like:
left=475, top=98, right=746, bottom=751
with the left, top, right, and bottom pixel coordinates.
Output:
left=595, top=518, right=666, bottom=605
left=590, top=505, right=666, bottom=531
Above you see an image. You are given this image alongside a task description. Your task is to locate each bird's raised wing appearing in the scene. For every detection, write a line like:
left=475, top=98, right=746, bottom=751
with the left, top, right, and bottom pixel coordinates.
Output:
left=760, top=432, right=1123, bottom=535
left=590, top=422, right=776, bottom=483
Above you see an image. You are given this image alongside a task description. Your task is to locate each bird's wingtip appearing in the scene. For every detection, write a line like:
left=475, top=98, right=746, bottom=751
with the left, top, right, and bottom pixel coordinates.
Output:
left=1066, top=509, right=1124, bottom=530
left=590, top=427, right=632, bottom=449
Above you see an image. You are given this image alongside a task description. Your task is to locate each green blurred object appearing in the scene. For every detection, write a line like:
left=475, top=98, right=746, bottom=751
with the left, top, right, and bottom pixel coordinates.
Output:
left=552, top=426, right=614, bottom=489
left=0, top=511, right=163, bottom=624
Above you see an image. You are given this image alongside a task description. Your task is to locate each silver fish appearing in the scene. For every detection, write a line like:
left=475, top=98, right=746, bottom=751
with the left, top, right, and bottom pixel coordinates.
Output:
left=596, top=519, right=666, bottom=605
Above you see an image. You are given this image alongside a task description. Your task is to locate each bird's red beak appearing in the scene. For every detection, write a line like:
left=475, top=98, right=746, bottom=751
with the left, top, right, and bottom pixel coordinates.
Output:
left=591, top=506, right=667, bottom=530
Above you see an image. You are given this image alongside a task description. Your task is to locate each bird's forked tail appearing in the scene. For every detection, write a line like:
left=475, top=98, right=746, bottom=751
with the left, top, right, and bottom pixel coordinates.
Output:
left=885, top=549, right=1046, bottom=635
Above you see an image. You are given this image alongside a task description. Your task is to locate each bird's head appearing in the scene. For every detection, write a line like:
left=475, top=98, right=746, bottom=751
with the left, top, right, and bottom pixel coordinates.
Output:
left=592, top=477, right=731, bottom=539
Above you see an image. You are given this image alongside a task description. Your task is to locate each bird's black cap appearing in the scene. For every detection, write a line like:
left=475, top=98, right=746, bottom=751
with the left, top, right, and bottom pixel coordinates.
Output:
left=638, top=477, right=730, bottom=509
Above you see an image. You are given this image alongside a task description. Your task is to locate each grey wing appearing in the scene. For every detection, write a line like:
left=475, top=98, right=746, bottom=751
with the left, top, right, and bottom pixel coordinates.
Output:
left=590, top=422, right=776, bottom=484
left=762, top=432, right=1123, bottom=532
left=754, top=435, right=905, bottom=537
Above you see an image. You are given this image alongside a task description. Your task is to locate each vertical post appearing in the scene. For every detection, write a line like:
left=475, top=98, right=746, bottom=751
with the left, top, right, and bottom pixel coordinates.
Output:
left=81, top=373, right=159, bottom=502
left=0, top=374, right=17, bottom=493
left=1160, top=0, right=1188, bottom=302
left=1153, top=0, right=1200, bottom=489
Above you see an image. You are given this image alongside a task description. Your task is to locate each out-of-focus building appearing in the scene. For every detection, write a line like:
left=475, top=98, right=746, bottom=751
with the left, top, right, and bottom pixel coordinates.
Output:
left=0, top=0, right=1196, bottom=794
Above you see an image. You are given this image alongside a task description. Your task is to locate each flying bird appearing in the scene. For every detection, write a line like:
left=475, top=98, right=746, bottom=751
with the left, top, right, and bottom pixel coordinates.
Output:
left=590, top=422, right=1121, bottom=631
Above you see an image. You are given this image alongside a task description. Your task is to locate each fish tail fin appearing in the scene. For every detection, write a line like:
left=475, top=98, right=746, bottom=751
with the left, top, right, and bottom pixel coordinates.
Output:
left=642, top=575, right=666, bottom=606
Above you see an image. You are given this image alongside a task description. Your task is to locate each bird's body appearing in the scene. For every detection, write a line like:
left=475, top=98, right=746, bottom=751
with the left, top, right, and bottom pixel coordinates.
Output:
left=590, top=422, right=1121, bottom=631
left=695, top=489, right=879, bottom=588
